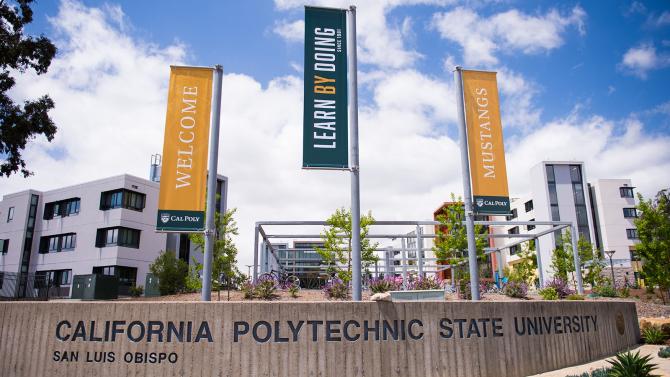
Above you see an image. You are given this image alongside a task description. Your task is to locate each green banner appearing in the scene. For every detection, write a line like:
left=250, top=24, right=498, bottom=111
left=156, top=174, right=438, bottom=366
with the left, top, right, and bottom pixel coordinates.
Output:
left=473, top=195, right=511, bottom=215
left=303, top=6, right=348, bottom=169
left=156, top=209, right=204, bottom=232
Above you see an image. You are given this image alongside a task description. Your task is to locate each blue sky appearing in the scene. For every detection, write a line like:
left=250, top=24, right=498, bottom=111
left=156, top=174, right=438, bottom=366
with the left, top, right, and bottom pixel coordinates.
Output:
left=5, top=0, right=670, bottom=266
left=27, top=0, right=670, bottom=132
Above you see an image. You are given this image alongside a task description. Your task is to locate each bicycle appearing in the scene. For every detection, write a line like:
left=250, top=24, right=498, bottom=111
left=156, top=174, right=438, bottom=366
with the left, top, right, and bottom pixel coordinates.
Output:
left=259, top=270, right=301, bottom=289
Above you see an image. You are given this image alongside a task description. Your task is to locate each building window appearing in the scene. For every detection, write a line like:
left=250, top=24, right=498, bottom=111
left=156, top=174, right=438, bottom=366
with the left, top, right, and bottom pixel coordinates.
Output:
left=630, top=247, right=640, bottom=261
left=623, top=208, right=638, bottom=218
left=6, top=206, right=14, bottom=222
left=626, top=228, right=639, bottom=240
left=95, top=227, right=140, bottom=248
left=510, top=245, right=519, bottom=255
left=508, top=226, right=519, bottom=235
left=506, top=208, right=518, bottom=221
left=527, top=219, right=535, bottom=231
left=37, top=269, right=72, bottom=286
left=569, top=165, right=582, bottom=183
left=546, top=164, right=555, bottom=183
left=44, top=198, right=80, bottom=220
left=39, top=233, right=77, bottom=253
left=0, top=239, right=8, bottom=254
left=524, top=200, right=533, bottom=212
left=100, top=189, right=146, bottom=211
left=620, top=187, right=634, bottom=198
left=92, top=265, right=137, bottom=287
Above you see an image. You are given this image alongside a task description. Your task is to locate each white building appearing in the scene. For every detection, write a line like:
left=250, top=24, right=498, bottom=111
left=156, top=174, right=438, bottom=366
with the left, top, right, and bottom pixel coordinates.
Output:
left=0, top=173, right=227, bottom=298
left=588, top=179, right=639, bottom=283
left=492, top=162, right=639, bottom=286
left=494, top=161, right=598, bottom=283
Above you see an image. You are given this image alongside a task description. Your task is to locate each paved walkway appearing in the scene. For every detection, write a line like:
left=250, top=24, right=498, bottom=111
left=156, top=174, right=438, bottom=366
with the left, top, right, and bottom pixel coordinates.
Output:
left=531, top=345, right=670, bottom=377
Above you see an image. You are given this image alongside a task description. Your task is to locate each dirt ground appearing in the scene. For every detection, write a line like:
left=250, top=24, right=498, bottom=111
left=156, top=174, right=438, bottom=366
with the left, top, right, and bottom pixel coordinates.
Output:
left=529, top=345, right=670, bottom=377
left=126, top=289, right=670, bottom=319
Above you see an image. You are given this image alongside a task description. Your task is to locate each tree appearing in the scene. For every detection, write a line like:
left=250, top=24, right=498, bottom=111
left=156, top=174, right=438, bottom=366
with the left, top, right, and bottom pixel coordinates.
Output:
left=550, top=229, right=598, bottom=288
left=635, top=190, right=670, bottom=303
left=432, top=194, right=488, bottom=280
left=1, top=0, right=58, bottom=177
left=508, top=240, right=538, bottom=286
left=317, top=208, right=379, bottom=284
left=189, top=208, right=241, bottom=294
left=149, top=250, right=189, bottom=295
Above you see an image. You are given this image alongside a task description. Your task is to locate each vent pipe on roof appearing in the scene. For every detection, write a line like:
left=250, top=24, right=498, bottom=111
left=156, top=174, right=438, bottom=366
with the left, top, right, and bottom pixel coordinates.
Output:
left=150, top=154, right=162, bottom=182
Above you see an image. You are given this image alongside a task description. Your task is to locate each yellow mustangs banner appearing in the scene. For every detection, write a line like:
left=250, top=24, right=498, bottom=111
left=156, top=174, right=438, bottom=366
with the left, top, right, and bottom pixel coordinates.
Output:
left=461, top=70, right=511, bottom=215
left=157, top=66, right=213, bottom=231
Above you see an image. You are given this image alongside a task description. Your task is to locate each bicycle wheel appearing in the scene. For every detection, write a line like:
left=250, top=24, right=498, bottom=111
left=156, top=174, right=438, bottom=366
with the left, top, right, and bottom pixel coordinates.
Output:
left=286, top=275, right=301, bottom=289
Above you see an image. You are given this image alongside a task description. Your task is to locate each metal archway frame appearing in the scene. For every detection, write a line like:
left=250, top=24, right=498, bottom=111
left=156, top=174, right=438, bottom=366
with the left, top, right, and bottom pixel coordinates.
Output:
left=251, top=219, right=584, bottom=294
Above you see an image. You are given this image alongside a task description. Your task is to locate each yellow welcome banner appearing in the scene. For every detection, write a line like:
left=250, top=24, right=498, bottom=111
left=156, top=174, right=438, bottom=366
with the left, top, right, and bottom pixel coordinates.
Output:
left=461, top=70, right=511, bottom=215
left=157, top=66, right=213, bottom=231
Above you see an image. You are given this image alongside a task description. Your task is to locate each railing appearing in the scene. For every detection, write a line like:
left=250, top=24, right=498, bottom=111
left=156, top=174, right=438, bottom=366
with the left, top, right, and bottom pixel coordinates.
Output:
left=0, top=272, right=71, bottom=300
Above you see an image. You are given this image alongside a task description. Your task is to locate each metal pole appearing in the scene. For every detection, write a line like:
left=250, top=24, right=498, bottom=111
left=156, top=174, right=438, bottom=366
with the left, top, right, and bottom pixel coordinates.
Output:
left=535, top=237, right=545, bottom=287
left=401, top=238, right=408, bottom=290
left=608, top=255, right=615, bottom=285
left=348, top=6, right=362, bottom=301
left=454, top=66, right=480, bottom=301
left=570, top=225, right=584, bottom=294
left=496, top=250, right=504, bottom=280
left=202, top=65, right=223, bottom=302
left=252, top=225, right=259, bottom=281
left=416, top=225, right=424, bottom=278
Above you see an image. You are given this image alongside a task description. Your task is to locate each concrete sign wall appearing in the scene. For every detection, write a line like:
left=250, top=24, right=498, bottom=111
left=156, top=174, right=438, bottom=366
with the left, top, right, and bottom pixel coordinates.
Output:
left=0, top=301, right=639, bottom=377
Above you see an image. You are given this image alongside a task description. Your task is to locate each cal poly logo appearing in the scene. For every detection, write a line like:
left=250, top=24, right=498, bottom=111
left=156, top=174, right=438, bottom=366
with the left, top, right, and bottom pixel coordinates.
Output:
left=475, top=198, right=484, bottom=207
left=160, top=213, right=170, bottom=224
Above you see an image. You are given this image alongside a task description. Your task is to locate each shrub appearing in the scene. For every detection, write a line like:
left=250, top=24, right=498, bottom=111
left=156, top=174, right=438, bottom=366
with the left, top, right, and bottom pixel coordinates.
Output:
left=642, top=325, right=667, bottom=345
left=646, top=286, right=655, bottom=294
left=240, top=281, right=255, bottom=299
left=502, top=281, right=528, bottom=299
left=619, top=286, right=630, bottom=298
left=566, top=293, right=585, bottom=300
left=369, top=277, right=401, bottom=294
left=658, top=346, right=670, bottom=358
left=565, top=368, right=610, bottom=377
left=254, top=276, right=278, bottom=300
left=593, top=284, right=618, bottom=298
left=409, top=276, right=443, bottom=290
left=544, top=277, right=573, bottom=299
left=288, top=285, right=299, bottom=298
left=458, top=280, right=486, bottom=300
left=323, top=278, right=349, bottom=300
left=539, top=287, right=559, bottom=300
left=149, top=250, right=189, bottom=295
left=607, top=351, right=658, bottom=377
left=129, top=285, right=144, bottom=297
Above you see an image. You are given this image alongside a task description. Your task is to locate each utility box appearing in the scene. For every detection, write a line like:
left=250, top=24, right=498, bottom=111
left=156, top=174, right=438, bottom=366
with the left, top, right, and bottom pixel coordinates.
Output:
left=71, top=274, right=119, bottom=300
left=144, top=273, right=161, bottom=297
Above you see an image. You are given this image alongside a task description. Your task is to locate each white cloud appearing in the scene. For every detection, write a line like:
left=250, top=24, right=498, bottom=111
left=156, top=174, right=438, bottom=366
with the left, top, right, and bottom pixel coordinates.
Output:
left=273, top=0, right=453, bottom=68
left=273, top=19, right=304, bottom=42
left=431, top=6, right=586, bottom=66
left=619, top=43, right=670, bottom=79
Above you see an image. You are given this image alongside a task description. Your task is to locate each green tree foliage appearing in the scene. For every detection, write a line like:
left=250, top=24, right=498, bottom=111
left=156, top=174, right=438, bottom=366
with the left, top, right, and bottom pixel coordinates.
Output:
left=317, top=208, right=379, bottom=283
left=508, top=240, right=538, bottom=285
left=149, top=250, right=189, bottom=295
left=635, top=189, right=670, bottom=303
left=432, top=194, right=488, bottom=272
left=550, top=229, right=597, bottom=287
left=1, top=0, right=58, bottom=177
left=190, top=208, right=241, bottom=293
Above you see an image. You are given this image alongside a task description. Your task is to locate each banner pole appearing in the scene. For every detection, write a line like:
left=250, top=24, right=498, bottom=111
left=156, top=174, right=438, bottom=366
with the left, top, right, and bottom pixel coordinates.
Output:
left=348, top=6, right=362, bottom=301
left=202, top=65, right=223, bottom=302
left=454, top=66, right=480, bottom=301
